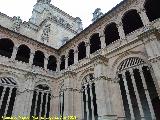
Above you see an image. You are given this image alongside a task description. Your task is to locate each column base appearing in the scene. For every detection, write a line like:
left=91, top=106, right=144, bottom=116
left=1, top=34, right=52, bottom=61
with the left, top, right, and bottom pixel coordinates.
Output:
left=98, top=115, right=118, bottom=120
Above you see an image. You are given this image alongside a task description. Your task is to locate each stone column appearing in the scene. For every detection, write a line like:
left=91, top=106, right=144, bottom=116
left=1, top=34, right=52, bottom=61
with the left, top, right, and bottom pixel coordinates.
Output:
left=84, top=84, right=89, bottom=120
left=138, top=65, right=156, bottom=119
left=86, top=42, right=90, bottom=58
left=117, top=21, right=126, bottom=39
left=4, top=88, right=13, bottom=116
left=29, top=51, right=35, bottom=66
left=89, top=82, right=95, bottom=120
left=56, top=57, right=60, bottom=72
left=13, top=76, right=35, bottom=116
left=74, top=47, right=78, bottom=64
left=138, top=8, right=150, bottom=26
left=121, top=72, right=135, bottom=120
left=44, top=56, right=49, bottom=70
left=0, top=87, right=6, bottom=108
left=129, top=69, right=145, bottom=119
left=11, top=46, right=18, bottom=60
left=62, top=71, right=81, bottom=118
left=65, top=55, right=68, bottom=69
left=93, top=55, right=116, bottom=120
left=99, top=33, right=106, bottom=49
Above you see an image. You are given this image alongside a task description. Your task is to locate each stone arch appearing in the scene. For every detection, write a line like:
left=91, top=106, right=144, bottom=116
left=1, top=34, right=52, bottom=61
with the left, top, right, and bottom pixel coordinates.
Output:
left=33, top=50, right=45, bottom=68
left=112, top=51, right=148, bottom=79
left=15, top=44, right=30, bottom=63
left=122, top=9, right=144, bottom=35
left=0, top=38, right=14, bottom=58
left=68, top=49, right=74, bottom=66
left=144, top=0, right=160, bottom=22
left=30, top=80, right=52, bottom=118
left=0, top=76, right=18, bottom=116
left=116, top=57, right=160, bottom=119
left=104, top=22, right=120, bottom=46
left=81, top=73, right=98, bottom=120
left=78, top=41, right=86, bottom=61
left=90, top=33, right=101, bottom=54
left=47, top=55, right=57, bottom=71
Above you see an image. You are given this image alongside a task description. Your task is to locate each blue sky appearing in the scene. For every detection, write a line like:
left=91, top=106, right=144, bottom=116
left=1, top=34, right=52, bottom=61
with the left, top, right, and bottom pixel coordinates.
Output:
left=0, top=0, right=123, bottom=28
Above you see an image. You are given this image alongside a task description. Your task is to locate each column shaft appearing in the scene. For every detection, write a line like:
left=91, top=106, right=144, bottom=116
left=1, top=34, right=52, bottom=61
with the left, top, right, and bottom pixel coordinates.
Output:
left=11, top=46, right=18, bottom=60
left=129, top=69, right=145, bottom=119
left=86, top=43, right=90, bottom=58
left=100, top=36, right=106, bottom=49
left=117, top=22, right=125, bottom=39
left=89, top=83, right=95, bottom=120
left=85, top=85, right=89, bottom=120
left=0, top=87, right=6, bottom=108
left=29, top=52, right=35, bottom=65
left=39, top=92, right=44, bottom=117
left=122, top=72, right=135, bottom=119
left=34, top=91, right=39, bottom=116
left=138, top=66, right=156, bottom=119
left=4, top=88, right=13, bottom=116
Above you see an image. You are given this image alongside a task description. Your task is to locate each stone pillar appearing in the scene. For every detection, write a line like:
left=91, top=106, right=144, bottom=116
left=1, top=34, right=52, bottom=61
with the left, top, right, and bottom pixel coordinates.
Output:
left=29, top=51, right=35, bottom=66
left=65, top=55, right=68, bottom=69
left=99, top=33, right=106, bottom=49
left=121, top=72, right=135, bottom=119
left=11, top=46, right=18, bottom=60
left=129, top=69, right=145, bottom=119
left=62, top=71, right=82, bottom=118
left=4, top=88, right=13, bottom=116
left=140, top=30, right=160, bottom=89
left=44, top=55, right=49, bottom=70
left=74, top=47, right=78, bottom=64
left=93, top=55, right=116, bottom=120
left=138, top=65, right=156, bottom=119
left=138, top=8, right=150, bottom=26
left=117, top=21, right=126, bottom=39
left=13, top=75, right=35, bottom=116
left=86, top=42, right=90, bottom=58
left=56, top=57, right=61, bottom=72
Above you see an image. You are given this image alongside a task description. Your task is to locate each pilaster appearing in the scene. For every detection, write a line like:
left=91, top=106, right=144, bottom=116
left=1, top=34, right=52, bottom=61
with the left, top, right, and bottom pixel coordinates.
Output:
left=92, top=55, right=117, bottom=120
left=139, top=29, right=160, bottom=90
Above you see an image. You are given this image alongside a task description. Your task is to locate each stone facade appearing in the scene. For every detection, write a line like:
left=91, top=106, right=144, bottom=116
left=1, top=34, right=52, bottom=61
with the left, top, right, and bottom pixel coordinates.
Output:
left=0, top=0, right=160, bottom=119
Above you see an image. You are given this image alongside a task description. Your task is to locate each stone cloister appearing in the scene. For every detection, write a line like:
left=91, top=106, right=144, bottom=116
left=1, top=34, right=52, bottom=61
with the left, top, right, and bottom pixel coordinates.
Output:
left=0, top=0, right=160, bottom=119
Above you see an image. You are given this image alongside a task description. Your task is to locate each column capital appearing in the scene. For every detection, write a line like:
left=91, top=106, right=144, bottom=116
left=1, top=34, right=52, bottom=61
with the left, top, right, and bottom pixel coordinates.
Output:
left=117, top=21, right=123, bottom=27
left=85, top=42, right=90, bottom=47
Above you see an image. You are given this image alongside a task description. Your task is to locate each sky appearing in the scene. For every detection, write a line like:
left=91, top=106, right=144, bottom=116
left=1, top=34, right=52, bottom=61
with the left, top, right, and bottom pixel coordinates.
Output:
left=0, top=0, right=123, bottom=28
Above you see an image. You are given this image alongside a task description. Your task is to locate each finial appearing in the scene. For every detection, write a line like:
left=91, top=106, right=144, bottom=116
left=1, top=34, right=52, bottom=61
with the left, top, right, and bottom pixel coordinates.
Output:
left=92, top=8, right=103, bottom=22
